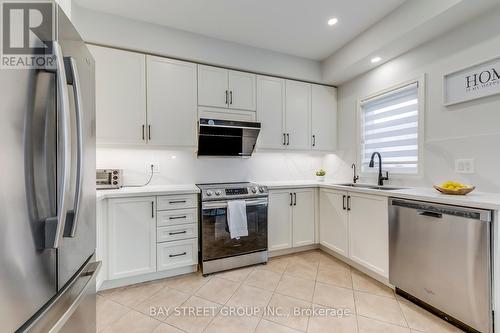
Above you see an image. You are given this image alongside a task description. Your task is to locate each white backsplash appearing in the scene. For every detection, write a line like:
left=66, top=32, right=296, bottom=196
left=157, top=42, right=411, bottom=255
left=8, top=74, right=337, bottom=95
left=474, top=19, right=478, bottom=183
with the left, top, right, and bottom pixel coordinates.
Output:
left=96, top=147, right=345, bottom=186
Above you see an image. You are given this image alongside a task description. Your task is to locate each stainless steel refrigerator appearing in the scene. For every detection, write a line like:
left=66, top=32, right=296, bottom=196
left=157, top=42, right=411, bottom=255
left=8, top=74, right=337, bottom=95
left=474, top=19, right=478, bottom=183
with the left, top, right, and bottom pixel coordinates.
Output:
left=0, top=3, right=99, bottom=332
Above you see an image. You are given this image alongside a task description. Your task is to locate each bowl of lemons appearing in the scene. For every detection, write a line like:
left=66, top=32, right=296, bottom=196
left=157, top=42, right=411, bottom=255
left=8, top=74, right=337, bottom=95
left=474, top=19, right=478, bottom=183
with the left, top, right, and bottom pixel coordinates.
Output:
left=434, top=181, right=475, bottom=195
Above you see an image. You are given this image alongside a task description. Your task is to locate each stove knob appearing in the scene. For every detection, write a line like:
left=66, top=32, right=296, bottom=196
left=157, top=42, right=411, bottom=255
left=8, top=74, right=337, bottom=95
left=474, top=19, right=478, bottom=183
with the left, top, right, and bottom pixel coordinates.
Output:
left=251, top=187, right=258, bottom=193
left=206, top=190, right=213, bottom=196
left=215, top=190, right=222, bottom=196
left=259, top=187, right=265, bottom=193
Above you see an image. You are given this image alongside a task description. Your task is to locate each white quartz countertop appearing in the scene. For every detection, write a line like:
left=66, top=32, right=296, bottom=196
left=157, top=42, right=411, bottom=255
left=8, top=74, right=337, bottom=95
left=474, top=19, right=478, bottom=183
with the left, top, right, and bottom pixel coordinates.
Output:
left=94, top=181, right=500, bottom=210
left=96, top=184, right=199, bottom=201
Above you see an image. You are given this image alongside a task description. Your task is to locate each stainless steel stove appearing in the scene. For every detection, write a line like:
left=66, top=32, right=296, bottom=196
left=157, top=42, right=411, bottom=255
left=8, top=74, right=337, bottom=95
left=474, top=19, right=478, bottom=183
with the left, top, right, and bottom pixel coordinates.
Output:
left=196, top=182, right=268, bottom=275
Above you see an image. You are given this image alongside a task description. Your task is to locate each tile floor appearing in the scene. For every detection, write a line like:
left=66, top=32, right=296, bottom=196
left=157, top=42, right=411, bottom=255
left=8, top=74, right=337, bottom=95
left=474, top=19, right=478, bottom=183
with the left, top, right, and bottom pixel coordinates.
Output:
left=97, top=250, right=464, bottom=333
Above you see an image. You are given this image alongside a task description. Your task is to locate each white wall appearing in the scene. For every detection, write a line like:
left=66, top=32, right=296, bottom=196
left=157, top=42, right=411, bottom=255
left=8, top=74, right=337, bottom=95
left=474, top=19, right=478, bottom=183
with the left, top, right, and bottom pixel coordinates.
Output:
left=96, top=148, right=332, bottom=186
left=71, top=4, right=323, bottom=83
left=330, top=7, right=500, bottom=192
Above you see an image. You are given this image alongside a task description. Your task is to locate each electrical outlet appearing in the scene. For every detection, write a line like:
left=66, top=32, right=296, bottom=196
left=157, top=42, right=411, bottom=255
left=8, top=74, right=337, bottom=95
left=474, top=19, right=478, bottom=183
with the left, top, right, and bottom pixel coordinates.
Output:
left=455, top=159, right=474, bottom=174
left=150, top=162, right=160, bottom=173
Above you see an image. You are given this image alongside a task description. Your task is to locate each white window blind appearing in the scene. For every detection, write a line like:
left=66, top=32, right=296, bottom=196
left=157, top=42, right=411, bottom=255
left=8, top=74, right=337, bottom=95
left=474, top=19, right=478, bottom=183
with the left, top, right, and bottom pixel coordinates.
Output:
left=360, top=82, right=419, bottom=174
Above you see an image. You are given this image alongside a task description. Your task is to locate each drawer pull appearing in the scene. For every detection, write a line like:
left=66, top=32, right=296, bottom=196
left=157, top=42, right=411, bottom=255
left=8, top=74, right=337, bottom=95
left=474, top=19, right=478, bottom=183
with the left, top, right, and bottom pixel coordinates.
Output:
left=169, top=215, right=187, bottom=220
left=169, top=200, right=187, bottom=204
left=169, top=231, right=187, bottom=235
left=169, top=252, right=187, bottom=258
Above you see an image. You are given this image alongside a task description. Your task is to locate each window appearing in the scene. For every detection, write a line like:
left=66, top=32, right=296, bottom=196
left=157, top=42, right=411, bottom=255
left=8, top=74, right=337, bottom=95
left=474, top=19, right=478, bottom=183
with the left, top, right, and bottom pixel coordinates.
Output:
left=360, top=81, right=421, bottom=175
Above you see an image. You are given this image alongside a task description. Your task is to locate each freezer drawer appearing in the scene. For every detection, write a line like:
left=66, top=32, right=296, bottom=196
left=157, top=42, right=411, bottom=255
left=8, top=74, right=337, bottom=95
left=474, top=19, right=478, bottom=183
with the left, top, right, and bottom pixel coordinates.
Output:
left=389, top=198, right=492, bottom=333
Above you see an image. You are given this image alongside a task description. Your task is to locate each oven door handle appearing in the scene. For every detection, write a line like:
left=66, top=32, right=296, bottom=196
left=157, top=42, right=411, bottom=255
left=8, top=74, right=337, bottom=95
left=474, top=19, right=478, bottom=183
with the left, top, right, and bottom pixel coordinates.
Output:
left=202, top=198, right=268, bottom=209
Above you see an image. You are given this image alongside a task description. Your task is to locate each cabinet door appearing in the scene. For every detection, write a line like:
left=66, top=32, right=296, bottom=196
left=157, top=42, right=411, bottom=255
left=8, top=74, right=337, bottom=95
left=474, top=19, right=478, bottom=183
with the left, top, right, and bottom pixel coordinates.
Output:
left=256, top=76, right=285, bottom=149
left=285, top=80, right=311, bottom=150
left=348, top=193, right=389, bottom=277
left=88, top=45, right=146, bottom=145
left=198, top=65, right=228, bottom=108
left=108, top=197, right=156, bottom=280
left=319, top=189, right=348, bottom=256
left=292, top=188, right=315, bottom=247
left=268, top=190, right=293, bottom=251
left=311, top=85, right=337, bottom=151
left=228, top=70, right=256, bottom=111
left=147, top=56, right=197, bottom=146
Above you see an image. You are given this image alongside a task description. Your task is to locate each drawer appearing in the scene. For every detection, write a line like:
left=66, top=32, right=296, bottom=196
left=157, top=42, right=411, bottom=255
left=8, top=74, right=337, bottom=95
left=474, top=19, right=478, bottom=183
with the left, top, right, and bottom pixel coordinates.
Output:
left=157, top=194, right=197, bottom=211
left=157, top=223, right=198, bottom=242
left=157, top=239, right=198, bottom=271
left=157, top=208, right=197, bottom=227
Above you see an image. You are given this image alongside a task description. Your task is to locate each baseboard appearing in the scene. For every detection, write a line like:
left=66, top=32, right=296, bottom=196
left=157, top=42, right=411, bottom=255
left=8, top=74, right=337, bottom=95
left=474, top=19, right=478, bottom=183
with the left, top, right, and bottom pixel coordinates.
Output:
left=269, top=244, right=320, bottom=258
left=99, top=265, right=198, bottom=291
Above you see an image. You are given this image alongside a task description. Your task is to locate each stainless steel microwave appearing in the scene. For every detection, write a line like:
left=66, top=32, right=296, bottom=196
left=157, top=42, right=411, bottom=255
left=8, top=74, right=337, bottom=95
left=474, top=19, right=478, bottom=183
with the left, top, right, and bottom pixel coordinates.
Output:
left=96, top=169, right=122, bottom=189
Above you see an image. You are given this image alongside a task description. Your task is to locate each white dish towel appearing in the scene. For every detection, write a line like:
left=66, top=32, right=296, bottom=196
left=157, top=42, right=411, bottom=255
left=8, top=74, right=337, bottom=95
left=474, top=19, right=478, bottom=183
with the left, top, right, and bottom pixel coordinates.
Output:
left=227, top=200, right=248, bottom=240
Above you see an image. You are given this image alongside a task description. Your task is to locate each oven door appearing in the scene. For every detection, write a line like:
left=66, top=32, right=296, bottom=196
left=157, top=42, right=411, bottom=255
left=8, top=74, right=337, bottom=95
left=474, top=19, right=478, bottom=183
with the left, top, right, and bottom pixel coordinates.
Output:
left=201, top=198, right=268, bottom=261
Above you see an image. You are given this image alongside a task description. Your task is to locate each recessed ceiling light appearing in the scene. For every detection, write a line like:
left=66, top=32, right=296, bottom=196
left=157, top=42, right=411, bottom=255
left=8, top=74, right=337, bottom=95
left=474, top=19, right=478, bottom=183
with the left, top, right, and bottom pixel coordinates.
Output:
left=327, top=18, right=338, bottom=26
left=371, top=57, right=382, bottom=63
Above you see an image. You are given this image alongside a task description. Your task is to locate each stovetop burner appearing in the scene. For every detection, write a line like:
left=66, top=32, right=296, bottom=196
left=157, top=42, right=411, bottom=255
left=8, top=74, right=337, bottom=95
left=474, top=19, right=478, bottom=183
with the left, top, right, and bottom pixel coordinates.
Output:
left=196, top=182, right=268, bottom=201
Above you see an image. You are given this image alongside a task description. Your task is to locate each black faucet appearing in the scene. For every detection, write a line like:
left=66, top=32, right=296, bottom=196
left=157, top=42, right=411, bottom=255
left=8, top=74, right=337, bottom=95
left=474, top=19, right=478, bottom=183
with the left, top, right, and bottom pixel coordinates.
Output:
left=369, top=152, right=389, bottom=186
left=351, top=163, right=359, bottom=183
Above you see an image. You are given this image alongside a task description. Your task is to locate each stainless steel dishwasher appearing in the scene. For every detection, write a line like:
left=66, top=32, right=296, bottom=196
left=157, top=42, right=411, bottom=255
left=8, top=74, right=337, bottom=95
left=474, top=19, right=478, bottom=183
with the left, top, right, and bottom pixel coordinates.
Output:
left=389, top=198, right=492, bottom=333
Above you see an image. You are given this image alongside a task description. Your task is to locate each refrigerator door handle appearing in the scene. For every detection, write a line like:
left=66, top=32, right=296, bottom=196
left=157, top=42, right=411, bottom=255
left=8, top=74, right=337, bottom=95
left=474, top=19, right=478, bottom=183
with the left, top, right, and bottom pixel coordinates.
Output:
left=44, top=41, right=72, bottom=249
left=63, top=57, right=84, bottom=238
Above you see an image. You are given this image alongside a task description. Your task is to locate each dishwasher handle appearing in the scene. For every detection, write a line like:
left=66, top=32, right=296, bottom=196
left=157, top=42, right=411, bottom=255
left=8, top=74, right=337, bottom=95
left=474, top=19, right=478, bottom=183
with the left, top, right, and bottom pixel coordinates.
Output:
left=389, top=198, right=492, bottom=222
left=417, top=210, right=442, bottom=219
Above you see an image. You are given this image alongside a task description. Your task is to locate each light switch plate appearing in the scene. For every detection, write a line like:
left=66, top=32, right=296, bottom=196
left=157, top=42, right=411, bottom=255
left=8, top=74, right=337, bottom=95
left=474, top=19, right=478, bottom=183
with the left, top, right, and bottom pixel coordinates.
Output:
left=455, top=159, right=474, bottom=174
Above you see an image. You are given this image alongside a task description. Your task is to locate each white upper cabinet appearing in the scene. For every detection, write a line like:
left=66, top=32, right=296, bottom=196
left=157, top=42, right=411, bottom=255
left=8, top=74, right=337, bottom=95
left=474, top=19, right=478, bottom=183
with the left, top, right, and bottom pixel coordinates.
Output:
left=89, top=45, right=147, bottom=145
left=311, top=84, right=337, bottom=151
left=285, top=80, right=311, bottom=150
left=197, top=65, right=228, bottom=109
left=256, top=76, right=285, bottom=149
left=146, top=56, right=198, bottom=146
left=198, top=65, right=256, bottom=111
left=292, top=189, right=315, bottom=247
left=228, top=70, right=256, bottom=111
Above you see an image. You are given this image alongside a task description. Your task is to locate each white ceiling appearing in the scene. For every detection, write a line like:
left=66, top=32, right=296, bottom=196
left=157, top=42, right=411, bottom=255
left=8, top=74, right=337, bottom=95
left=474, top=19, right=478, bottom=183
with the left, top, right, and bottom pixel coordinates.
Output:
left=74, top=0, right=406, bottom=60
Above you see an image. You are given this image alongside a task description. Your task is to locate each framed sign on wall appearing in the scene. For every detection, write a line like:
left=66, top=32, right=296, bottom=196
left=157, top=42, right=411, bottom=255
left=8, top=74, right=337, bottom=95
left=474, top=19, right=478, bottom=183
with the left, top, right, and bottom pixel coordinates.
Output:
left=443, top=56, right=500, bottom=106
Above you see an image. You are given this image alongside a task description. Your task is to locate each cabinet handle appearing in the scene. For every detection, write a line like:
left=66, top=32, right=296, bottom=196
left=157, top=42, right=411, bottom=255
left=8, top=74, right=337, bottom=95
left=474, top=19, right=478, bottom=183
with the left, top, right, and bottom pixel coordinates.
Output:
left=169, top=215, right=187, bottom=220
left=293, top=193, right=297, bottom=206
left=290, top=193, right=293, bottom=206
left=169, top=252, right=187, bottom=258
left=347, top=196, right=351, bottom=211
left=225, top=90, right=228, bottom=104
left=169, top=200, right=187, bottom=204
left=342, top=195, right=346, bottom=210
left=151, top=201, right=154, bottom=218
left=283, top=133, right=286, bottom=145
left=286, top=133, right=290, bottom=146
left=229, top=91, right=233, bottom=104
left=169, top=231, right=187, bottom=235
left=148, top=125, right=151, bottom=140
left=142, top=125, right=145, bottom=140
left=312, top=135, right=316, bottom=147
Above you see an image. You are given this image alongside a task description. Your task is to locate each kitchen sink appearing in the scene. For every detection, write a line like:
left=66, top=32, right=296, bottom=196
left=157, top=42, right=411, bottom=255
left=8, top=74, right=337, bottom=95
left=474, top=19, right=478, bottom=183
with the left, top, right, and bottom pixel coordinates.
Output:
left=335, top=183, right=404, bottom=191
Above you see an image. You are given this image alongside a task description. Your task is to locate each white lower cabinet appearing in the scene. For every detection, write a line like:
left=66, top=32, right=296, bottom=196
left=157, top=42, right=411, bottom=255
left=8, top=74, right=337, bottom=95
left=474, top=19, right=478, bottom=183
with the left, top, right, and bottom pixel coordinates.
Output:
left=102, top=193, right=199, bottom=287
left=319, top=189, right=348, bottom=256
left=108, top=197, right=157, bottom=280
left=268, top=188, right=315, bottom=251
left=157, top=239, right=198, bottom=271
left=319, top=189, right=389, bottom=278
left=348, top=193, right=389, bottom=277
